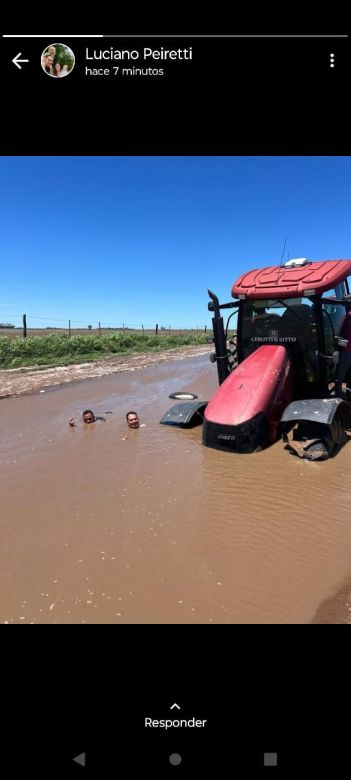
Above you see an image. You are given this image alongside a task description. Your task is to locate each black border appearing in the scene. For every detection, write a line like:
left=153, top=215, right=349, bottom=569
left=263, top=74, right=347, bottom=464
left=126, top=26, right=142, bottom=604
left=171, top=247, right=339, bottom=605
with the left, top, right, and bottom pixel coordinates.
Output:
left=1, top=22, right=350, bottom=775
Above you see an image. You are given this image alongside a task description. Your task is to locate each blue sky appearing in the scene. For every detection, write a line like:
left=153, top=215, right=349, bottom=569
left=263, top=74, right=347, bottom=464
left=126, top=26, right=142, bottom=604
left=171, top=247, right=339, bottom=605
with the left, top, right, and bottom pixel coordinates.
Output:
left=1, top=156, right=351, bottom=329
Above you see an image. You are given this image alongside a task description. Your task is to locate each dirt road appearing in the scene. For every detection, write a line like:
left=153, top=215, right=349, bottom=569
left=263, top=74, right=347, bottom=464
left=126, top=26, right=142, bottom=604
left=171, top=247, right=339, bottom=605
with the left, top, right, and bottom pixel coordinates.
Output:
left=0, top=344, right=212, bottom=398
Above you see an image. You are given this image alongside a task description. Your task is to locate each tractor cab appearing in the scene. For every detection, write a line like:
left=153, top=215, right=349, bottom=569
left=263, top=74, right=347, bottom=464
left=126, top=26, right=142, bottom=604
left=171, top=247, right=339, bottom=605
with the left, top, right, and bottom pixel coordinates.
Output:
left=239, top=296, right=319, bottom=390
left=161, top=257, right=351, bottom=460
left=238, top=287, right=348, bottom=394
left=232, top=258, right=351, bottom=392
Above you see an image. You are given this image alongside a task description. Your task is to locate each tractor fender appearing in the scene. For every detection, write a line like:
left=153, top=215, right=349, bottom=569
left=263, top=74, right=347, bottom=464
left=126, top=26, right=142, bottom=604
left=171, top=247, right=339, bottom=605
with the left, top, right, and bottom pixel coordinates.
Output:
left=281, top=397, right=350, bottom=460
left=160, top=401, right=208, bottom=427
left=281, top=397, right=350, bottom=427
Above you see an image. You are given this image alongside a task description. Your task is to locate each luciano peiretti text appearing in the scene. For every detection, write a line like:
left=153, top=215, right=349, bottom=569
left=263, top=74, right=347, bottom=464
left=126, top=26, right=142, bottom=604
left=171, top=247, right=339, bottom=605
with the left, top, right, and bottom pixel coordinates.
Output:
left=86, top=47, right=193, bottom=62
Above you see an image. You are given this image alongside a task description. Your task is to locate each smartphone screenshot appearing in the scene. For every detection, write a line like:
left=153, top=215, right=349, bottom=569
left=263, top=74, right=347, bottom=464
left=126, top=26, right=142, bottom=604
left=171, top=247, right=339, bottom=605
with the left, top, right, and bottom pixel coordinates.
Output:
left=1, top=26, right=350, bottom=776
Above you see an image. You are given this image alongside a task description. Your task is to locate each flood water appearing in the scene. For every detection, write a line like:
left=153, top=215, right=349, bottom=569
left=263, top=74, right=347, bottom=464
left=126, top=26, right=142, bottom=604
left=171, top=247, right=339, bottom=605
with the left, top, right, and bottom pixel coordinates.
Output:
left=1, top=354, right=351, bottom=624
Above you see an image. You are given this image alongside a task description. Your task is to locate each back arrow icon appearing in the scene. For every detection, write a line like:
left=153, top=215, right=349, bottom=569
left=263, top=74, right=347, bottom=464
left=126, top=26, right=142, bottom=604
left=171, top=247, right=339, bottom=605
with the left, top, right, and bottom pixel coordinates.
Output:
left=73, top=753, right=86, bottom=767
left=12, top=53, right=29, bottom=69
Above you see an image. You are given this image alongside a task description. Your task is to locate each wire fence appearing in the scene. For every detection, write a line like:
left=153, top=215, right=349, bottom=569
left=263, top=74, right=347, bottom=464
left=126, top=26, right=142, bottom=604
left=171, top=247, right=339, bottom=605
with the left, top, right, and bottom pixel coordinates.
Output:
left=0, top=314, right=211, bottom=338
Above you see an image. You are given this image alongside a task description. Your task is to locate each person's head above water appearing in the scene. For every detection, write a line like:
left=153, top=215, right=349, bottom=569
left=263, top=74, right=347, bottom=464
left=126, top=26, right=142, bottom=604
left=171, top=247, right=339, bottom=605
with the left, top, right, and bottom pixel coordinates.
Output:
left=82, top=409, right=96, bottom=424
left=126, top=411, right=140, bottom=428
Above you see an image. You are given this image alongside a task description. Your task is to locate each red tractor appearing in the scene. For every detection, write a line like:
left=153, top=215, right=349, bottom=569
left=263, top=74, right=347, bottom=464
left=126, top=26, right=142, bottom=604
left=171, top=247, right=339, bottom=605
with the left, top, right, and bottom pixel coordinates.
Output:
left=162, top=258, right=351, bottom=460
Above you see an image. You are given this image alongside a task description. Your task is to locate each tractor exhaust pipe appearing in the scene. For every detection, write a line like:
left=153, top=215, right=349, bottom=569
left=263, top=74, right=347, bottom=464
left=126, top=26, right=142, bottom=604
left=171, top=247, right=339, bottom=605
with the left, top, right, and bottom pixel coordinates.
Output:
left=208, top=289, right=230, bottom=385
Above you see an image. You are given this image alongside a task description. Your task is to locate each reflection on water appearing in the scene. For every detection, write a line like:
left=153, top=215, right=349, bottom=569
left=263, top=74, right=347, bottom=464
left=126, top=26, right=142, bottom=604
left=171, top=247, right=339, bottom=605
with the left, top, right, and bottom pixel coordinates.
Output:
left=1, top=355, right=351, bottom=624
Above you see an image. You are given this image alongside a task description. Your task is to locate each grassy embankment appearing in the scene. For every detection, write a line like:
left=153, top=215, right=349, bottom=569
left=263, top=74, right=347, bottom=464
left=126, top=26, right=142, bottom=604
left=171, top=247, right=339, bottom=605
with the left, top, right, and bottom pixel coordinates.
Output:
left=0, top=332, right=209, bottom=370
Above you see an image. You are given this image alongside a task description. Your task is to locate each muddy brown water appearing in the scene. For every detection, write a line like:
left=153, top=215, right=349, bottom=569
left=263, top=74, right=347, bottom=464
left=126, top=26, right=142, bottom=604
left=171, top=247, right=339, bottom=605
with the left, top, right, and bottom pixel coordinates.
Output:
left=1, top=354, right=351, bottom=624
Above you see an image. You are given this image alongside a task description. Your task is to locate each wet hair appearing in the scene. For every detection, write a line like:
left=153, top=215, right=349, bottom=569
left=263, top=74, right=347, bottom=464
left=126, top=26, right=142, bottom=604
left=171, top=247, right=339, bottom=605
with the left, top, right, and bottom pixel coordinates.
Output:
left=126, top=411, right=138, bottom=420
left=83, top=409, right=95, bottom=417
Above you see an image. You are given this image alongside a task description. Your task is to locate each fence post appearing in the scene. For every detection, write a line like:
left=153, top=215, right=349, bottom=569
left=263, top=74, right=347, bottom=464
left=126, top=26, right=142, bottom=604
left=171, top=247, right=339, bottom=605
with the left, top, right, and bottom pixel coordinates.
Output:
left=169, top=325, right=170, bottom=335
left=23, top=313, right=27, bottom=338
left=123, top=323, right=125, bottom=333
left=142, top=324, right=144, bottom=337
left=98, top=321, right=101, bottom=337
left=68, top=319, right=71, bottom=337
left=155, top=323, right=159, bottom=336
left=205, top=325, right=207, bottom=333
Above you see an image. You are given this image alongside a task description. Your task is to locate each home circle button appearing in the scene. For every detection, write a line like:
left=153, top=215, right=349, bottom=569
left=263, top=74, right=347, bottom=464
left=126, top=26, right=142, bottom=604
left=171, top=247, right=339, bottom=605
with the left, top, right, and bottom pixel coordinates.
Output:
left=169, top=753, right=182, bottom=766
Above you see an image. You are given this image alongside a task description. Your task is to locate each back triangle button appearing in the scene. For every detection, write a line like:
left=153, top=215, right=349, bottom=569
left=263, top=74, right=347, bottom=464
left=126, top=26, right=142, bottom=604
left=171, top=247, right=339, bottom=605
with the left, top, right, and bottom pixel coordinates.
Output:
left=73, top=753, right=86, bottom=767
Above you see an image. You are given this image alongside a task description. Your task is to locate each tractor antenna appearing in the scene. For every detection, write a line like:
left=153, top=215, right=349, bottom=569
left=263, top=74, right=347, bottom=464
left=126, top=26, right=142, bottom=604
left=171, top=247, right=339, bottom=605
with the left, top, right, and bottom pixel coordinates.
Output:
left=280, top=236, right=288, bottom=266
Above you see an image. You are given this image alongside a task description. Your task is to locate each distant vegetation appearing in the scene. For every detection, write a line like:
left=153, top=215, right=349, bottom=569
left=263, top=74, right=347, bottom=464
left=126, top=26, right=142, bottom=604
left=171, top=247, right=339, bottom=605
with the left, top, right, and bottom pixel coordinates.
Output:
left=0, top=323, right=15, bottom=328
left=0, top=332, right=208, bottom=369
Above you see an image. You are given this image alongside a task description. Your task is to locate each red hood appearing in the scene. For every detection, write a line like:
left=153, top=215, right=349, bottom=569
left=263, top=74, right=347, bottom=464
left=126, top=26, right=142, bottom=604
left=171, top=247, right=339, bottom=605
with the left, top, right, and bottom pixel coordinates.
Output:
left=205, top=345, right=292, bottom=426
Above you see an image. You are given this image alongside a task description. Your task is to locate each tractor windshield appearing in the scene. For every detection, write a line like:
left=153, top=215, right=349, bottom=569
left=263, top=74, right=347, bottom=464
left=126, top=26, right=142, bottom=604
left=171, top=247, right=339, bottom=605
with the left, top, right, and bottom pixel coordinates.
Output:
left=240, top=297, right=319, bottom=384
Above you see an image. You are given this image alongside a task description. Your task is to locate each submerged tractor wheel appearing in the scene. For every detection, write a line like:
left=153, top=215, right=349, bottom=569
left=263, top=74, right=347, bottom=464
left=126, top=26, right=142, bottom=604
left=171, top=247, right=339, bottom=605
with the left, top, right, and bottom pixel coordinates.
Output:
left=285, top=411, right=349, bottom=461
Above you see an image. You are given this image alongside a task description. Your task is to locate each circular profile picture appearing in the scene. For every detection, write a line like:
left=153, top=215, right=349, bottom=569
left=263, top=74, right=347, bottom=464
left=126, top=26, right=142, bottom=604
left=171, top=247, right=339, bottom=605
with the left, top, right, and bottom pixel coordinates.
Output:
left=41, top=43, right=75, bottom=78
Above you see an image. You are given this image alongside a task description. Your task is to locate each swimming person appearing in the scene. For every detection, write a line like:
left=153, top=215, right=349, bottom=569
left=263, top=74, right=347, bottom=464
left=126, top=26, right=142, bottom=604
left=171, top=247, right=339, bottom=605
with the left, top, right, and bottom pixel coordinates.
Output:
left=126, top=411, right=140, bottom=429
left=69, top=410, right=106, bottom=427
left=122, top=411, right=146, bottom=438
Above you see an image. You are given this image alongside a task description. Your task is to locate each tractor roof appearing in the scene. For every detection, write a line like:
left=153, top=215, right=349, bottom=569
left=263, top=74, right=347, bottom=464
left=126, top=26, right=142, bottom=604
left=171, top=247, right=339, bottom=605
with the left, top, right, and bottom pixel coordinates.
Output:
left=232, top=258, right=351, bottom=300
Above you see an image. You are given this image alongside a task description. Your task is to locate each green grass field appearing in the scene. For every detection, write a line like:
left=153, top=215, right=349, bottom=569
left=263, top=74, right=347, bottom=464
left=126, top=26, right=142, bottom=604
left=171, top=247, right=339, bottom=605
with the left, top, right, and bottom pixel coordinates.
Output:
left=0, top=332, right=209, bottom=369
